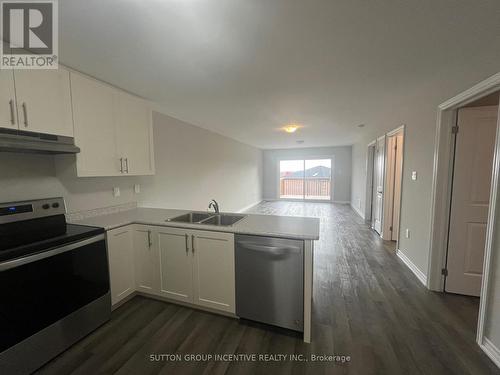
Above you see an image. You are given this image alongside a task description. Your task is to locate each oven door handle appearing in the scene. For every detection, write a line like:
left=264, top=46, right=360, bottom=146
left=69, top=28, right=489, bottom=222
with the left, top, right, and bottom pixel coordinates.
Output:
left=0, top=233, right=106, bottom=271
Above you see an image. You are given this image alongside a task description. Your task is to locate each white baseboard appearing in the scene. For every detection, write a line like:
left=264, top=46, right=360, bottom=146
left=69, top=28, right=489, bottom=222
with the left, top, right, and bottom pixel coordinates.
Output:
left=481, top=337, right=500, bottom=369
left=396, top=249, right=428, bottom=286
left=237, top=200, right=263, bottom=213
left=333, top=200, right=350, bottom=204
left=350, top=203, right=365, bottom=219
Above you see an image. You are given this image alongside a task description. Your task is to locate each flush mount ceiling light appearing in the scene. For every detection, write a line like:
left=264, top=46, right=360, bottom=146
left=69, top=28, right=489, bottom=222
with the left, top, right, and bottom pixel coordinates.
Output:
left=282, top=124, right=301, bottom=133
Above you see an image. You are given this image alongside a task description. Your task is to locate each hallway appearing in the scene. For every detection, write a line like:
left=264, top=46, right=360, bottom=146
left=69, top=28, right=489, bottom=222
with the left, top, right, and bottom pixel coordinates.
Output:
left=38, top=201, right=499, bottom=374
left=247, top=201, right=497, bottom=374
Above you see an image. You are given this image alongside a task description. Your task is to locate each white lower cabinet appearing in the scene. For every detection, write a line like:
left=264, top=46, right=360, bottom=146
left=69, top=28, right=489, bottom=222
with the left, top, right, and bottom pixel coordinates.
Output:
left=107, top=225, right=235, bottom=313
left=157, top=227, right=194, bottom=303
left=133, top=225, right=160, bottom=294
left=107, top=226, right=136, bottom=305
left=192, top=230, right=235, bottom=313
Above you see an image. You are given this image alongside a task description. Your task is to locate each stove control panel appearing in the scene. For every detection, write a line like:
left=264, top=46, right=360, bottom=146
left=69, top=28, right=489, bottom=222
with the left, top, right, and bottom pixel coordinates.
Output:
left=0, top=198, right=66, bottom=224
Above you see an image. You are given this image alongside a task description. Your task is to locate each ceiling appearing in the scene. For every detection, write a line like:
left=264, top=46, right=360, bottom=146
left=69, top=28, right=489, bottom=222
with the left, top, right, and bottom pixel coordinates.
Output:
left=60, top=0, right=500, bottom=149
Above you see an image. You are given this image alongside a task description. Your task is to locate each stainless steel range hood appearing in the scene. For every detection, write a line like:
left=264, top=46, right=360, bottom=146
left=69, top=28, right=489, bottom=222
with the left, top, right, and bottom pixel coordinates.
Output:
left=0, top=128, right=80, bottom=154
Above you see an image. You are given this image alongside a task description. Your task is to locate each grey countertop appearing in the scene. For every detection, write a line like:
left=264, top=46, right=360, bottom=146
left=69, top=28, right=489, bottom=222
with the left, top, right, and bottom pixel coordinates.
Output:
left=69, top=207, right=320, bottom=240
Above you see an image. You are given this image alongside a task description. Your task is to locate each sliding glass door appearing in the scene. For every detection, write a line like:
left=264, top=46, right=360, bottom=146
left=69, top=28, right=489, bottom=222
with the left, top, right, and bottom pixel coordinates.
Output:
left=279, top=159, right=331, bottom=200
left=279, top=160, right=305, bottom=199
left=305, top=159, right=331, bottom=200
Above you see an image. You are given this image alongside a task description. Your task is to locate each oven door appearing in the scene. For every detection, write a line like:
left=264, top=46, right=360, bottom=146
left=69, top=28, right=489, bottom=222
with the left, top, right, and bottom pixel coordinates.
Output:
left=0, top=234, right=110, bottom=354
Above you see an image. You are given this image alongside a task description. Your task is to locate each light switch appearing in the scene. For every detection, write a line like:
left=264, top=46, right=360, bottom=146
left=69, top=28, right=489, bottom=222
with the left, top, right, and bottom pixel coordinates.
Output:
left=405, top=228, right=410, bottom=239
left=411, top=171, right=417, bottom=181
left=134, top=184, right=141, bottom=194
left=113, top=187, right=120, bottom=197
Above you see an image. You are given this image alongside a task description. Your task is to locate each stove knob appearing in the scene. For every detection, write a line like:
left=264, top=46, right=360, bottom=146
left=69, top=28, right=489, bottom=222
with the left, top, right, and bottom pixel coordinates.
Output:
left=42, top=204, right=50, bottom=209
left=52, top=202, right=60, bottom=208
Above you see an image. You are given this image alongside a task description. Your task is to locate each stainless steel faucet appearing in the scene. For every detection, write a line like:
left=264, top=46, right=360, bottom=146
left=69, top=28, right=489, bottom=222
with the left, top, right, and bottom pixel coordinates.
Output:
left=208, top=199, right=220, bottom=214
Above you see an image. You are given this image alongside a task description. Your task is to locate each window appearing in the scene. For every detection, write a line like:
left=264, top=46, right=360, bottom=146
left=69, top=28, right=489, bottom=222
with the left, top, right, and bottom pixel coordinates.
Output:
left=279, top=159, right=331, bottom=200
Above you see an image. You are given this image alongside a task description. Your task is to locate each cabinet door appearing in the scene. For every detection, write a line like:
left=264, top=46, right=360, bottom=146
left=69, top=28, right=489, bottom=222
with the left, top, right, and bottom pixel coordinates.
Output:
left=157, top=227, right=193, bottom=303
left=192, top=230, right=235, bottom=313
left=0, top=69, right=18, bottom=130
left=107, top=227, right=135, bottom=305
left=13, top=68, right=73, bottom=136
left=114, top=91, right=155, bottom=175
left=71, top=73, right=120, bottom=177
left=133, top=225, right=160, bottom=294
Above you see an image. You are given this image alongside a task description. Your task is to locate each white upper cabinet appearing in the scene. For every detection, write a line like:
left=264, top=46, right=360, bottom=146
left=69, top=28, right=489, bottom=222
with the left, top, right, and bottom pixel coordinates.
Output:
left=71, top=73, right=120, bottom=177
left=14, top=68, right=73, bottom=137
left=114, top=91, right=155, bottom=175
left=0, top=69, right=17, bottom=130
left=69, top=71, right=155, bottom=177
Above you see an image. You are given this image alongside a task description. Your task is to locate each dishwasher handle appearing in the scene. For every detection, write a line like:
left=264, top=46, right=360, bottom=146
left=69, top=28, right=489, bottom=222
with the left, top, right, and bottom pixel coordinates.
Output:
left=236, top=240, right=301, bottom=256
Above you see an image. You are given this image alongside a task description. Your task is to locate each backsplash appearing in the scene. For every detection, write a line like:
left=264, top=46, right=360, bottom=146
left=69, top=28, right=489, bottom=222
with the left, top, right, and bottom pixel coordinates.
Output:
left=65, top=202, right=137, bottom=222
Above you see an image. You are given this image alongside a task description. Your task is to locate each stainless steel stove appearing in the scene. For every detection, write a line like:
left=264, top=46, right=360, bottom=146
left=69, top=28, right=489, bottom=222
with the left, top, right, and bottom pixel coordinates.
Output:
left=0, top=198, right=111, bottom=374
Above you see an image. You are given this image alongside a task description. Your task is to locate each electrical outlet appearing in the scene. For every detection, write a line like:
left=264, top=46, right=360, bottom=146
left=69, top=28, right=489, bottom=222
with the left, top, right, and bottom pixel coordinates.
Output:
left=405, top=228, right=410, bottom=239
left=411, top=171, right=417, bottom=181
left=134, top=184, right=141, bottom=194
left=113, top=187, right=120, bottom=197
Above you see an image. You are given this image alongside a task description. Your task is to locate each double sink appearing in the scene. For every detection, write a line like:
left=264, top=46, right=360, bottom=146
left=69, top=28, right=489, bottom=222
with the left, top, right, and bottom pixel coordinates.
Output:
left=166, top=211, right=246, bottom=227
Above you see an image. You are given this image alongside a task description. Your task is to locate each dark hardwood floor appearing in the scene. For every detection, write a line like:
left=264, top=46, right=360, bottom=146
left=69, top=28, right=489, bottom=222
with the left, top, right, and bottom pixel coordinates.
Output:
left=37, top=201, right=500, bottom=375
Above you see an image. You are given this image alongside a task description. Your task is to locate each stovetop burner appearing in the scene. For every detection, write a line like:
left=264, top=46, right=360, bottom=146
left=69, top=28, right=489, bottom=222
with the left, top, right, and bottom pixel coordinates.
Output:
left=0, top=198, right=104, bottom=262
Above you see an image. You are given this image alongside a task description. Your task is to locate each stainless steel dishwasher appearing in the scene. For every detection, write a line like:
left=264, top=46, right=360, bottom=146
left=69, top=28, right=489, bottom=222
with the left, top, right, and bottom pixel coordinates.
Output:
left=235, top=234, right=304, bottom=332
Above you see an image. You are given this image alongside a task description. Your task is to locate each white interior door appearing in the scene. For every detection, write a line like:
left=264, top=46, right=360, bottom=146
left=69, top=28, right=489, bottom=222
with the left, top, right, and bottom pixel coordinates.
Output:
left=372, top=136, right=385, bottom=234
left=446, top=106, right=498, bottom=296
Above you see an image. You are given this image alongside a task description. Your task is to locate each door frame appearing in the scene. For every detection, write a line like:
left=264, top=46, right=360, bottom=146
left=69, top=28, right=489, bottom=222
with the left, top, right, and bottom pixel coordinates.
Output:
left=364, top=141, right=376, bottom=223
left=427, top=72, right=500, bottom=347
left=382, top=125, right=405, bottom=244
left=276, top=156, right=334, bottom=202
left=372, top=135, right=387, bottom=235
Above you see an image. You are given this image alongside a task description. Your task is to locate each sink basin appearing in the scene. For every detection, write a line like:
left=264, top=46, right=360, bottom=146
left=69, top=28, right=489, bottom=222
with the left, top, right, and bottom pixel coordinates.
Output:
left=200, top=214, right=247, bottom=226
left=167, top=212, right=214, bottom=223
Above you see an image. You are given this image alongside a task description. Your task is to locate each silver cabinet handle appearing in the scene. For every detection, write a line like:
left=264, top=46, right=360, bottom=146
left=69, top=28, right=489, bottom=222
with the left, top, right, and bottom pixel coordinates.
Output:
left=185, top=234, right=189, bottom=253
left=147, top=230, right=153, bottom=248
left=119, top=158, right=124, bottom=173
left=191, top=234, right=195, bottom=253
left=125, top=158, right=129, bottom=173
left=9, top=99, right=15, bottom=125
left=22, top=102, right=28, bottom=127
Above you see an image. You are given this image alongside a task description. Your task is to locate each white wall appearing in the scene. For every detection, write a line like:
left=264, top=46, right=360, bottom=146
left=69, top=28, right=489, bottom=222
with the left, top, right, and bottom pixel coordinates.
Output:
left=350, top=72, right=500, bottom=283
left=138, top=111, right=263, bottom=212
left=0, top=112, right=263, bottom=214
left=0, top=152, right=140, bottom=213
left=262, top=146, right=351, bottom=203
